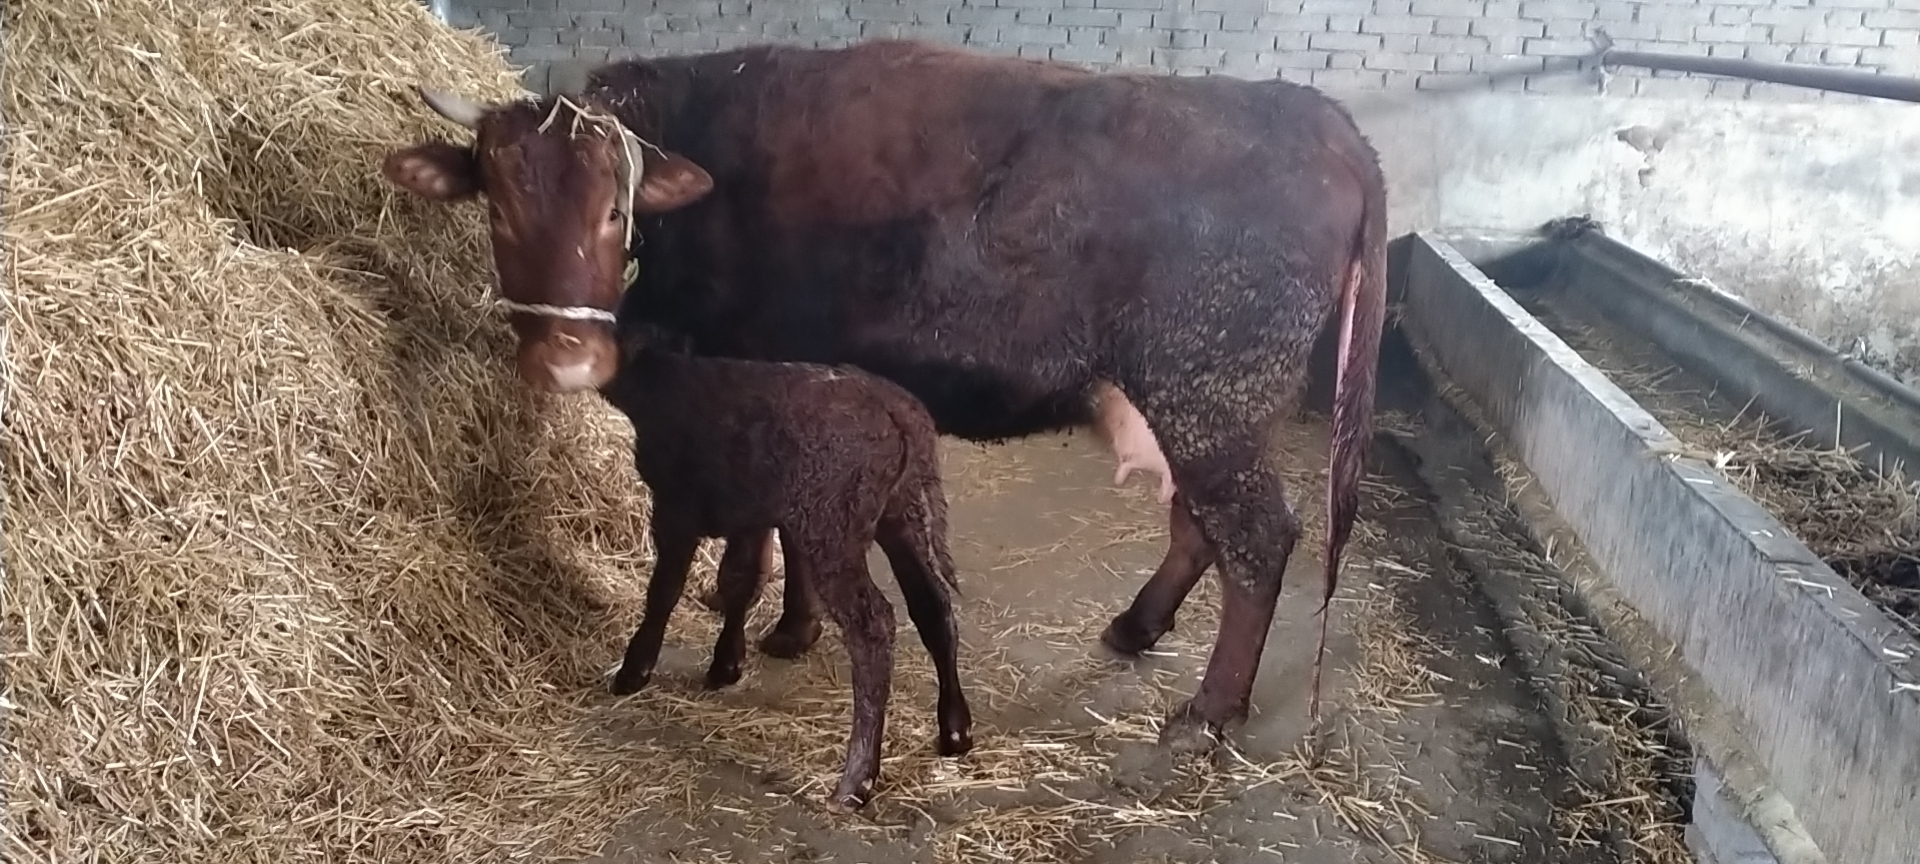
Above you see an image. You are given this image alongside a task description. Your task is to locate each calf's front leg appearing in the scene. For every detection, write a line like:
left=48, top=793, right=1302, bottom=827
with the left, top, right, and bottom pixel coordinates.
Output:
left=611, top=516, right=701, bottom=695
left=694, top=529, right=823, bottom=659
left=705, top=530, right=771, bottom=690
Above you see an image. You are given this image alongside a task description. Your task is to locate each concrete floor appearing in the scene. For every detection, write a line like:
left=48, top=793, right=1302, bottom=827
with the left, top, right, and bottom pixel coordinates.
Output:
left=573, top=338, right=1688, bottom=864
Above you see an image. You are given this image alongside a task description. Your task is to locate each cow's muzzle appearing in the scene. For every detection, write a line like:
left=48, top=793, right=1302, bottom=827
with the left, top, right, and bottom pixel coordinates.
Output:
left=516, top=329, right=619, bottom=393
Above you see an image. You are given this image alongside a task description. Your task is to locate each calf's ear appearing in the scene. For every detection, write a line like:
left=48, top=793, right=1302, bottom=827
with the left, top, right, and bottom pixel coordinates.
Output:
left=382, top=141, right=482, bottom=202
left=633, top=151, right=715, bottom=214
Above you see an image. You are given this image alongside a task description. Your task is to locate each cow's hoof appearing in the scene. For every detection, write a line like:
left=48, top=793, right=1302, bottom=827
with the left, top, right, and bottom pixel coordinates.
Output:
left=1099, top=612, right=1172, bottom=656
left=696, top=589, right=724, bottom=614
left=1157, top=701, right=1224, bottom=756
left=609, top=666, right=652, bottom=696
left=758, top=620, right=822, bottom=659
left=703, top=661, right=743, bottom=691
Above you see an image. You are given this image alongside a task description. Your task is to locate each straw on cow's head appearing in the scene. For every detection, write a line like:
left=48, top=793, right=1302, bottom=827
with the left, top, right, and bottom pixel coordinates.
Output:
left=382, top=87, right=714, bottom=393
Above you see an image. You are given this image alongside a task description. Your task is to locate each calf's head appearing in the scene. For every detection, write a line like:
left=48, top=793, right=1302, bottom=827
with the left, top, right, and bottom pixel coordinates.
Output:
left=381, top=88, right=715, bottom=393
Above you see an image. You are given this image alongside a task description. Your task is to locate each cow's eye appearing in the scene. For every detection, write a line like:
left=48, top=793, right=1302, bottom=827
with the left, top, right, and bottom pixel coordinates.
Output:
left=608, top=208, right=622, bottom=223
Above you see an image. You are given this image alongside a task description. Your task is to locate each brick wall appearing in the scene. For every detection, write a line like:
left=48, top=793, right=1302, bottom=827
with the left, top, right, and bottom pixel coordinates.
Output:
left=443, top=0, right=1920, bottom=100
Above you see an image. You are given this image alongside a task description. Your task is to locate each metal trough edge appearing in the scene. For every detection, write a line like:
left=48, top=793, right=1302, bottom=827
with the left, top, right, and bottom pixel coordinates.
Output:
left=1394, top=231, right=1920, bottom=864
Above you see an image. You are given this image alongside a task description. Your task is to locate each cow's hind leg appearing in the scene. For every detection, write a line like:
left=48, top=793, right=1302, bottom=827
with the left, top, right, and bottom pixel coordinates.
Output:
left=704, top=530, right=770, bottom=690
left=1159, top=441, right=1302, bottom=754
left=698, top=530, right=779, bottom=613
left=1100, top=493, right=1216, bottom=655
left=1122, top=326, right=1317, bottom=752
left=695, top=531, right=824, bottom=659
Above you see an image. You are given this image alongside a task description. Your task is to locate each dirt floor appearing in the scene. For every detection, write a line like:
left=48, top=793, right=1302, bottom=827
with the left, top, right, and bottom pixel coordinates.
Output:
left=1504, top=287, right=1920, bottom=638
left=566, top=331, right=1692, bottom=864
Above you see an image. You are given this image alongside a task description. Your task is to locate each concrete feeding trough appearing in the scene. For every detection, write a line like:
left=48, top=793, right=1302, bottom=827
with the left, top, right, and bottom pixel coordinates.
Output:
left=1391, top=228, right=1920, bottom=864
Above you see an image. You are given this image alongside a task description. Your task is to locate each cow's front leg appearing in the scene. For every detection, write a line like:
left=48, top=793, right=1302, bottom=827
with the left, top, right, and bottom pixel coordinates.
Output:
left=759, top=529, right=823, bottom=658
left=1101, top=492, right=1215, bottom=655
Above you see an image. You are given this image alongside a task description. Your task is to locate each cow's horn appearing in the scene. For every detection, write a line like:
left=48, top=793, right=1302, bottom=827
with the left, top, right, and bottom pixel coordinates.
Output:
left=418, top=87, right=484, bottom=129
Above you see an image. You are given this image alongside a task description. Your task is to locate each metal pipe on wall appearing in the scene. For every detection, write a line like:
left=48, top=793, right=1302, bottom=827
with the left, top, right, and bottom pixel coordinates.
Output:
left=1592, top=30, right=1920, bottom=104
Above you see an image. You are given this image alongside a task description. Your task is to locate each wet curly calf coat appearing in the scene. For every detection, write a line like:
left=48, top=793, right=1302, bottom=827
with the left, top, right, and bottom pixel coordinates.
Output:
left=382, top=38, right=1389, bottom=749
left=602, top=325, right=972, bottom=812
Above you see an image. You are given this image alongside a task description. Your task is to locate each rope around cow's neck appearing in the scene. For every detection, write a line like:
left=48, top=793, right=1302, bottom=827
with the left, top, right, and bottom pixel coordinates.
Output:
left=497, top=96, right=657, bottom=326
left=494, top=298, right=618, bottom=324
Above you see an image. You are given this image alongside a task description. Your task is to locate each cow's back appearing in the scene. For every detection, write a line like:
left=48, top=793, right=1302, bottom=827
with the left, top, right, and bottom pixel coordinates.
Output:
left=623, top=42, right=1365, bottom=237
left=603, top=41, right=1380, bottom=439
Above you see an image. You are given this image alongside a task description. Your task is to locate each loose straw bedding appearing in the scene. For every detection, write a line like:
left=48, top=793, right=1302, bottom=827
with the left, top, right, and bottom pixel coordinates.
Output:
left=3, top=2, right=677, bottom=861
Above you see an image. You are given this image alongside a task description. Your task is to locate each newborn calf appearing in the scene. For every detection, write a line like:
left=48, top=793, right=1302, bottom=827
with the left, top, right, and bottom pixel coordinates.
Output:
left=603, top=324, right=972, bottom=812
left=700, top=381, right=1175, bottom=652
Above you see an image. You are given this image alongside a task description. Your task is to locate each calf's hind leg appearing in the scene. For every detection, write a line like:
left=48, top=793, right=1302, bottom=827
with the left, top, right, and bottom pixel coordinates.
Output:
left=875, top=518, right=973, bottom=758
left=798, top=540, right=897, bottom=812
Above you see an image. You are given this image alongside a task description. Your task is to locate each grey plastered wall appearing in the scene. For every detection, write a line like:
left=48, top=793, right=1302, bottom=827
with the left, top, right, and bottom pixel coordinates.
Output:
left=427, top=0, right=1920, bottom=383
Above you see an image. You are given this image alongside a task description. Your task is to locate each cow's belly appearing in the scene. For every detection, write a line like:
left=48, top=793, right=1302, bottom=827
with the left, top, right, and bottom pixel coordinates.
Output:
left=646, top=214, right=1104, bottom=441
left=836, top=350, right=1096, bottom=442
left=672, top=312, right=1090, bottom=442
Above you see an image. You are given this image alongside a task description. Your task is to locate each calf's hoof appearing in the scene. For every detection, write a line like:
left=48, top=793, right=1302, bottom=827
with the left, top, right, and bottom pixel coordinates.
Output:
left=1157, top=700, right=1225, bottom=757
left=608, top=666, right=653, bottom=696
left=1099, top=611, right=1173, bottom=656
left=697, top=589, right=725, bottom=614
left=703, top=660, right=744, bottom=691
left=825, top=780, right=874, bottom=814
left=935, top=727, right=974, bottom=758
left=937, top=700, right=974, bottom=757
left=757, top=620, right=823, bottom=659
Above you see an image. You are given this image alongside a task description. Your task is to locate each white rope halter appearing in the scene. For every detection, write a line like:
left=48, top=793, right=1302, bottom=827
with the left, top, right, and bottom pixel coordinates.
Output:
left=495, top=298, right=618, bottom=323
left=496, top=96, right=659, bottom=326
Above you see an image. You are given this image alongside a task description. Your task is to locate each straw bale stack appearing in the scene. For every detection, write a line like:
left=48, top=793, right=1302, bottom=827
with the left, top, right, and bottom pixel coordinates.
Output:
left=3, top=2, right=679, bottom=861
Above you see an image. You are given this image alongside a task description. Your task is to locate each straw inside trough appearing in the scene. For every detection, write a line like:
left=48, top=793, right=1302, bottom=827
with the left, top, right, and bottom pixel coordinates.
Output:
left=1517, top=293, right=1920, bottom=637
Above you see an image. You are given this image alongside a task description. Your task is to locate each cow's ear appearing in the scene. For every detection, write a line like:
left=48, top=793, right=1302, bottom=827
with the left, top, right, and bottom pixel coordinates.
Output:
left=382, top=141, right=482, bottom=202
left=634, top=152, right=714, bottom=214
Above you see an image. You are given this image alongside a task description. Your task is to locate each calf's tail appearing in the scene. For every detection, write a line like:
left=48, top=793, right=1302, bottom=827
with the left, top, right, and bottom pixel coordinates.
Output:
left=890, top=401, right=963, bottom=600
left=1311, top=151, right=1389, bottom=726
left=919, top=469, right=962, bottom=600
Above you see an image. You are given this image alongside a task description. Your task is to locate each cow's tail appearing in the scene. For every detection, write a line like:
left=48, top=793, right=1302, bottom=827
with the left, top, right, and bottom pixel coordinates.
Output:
left=1310, top=146, right=1389, bottom=727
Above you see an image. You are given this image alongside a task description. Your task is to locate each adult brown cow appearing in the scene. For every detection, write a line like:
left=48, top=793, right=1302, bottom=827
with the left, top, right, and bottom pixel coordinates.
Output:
left=382, top=39, right=1387, bottom=750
